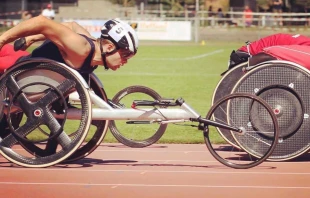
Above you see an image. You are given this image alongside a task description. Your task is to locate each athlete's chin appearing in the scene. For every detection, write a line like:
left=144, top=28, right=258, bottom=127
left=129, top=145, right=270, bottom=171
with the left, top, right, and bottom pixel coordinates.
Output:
left=113, top=65, right=122, bottom=71
left=111, top=67, right=120, bottom=71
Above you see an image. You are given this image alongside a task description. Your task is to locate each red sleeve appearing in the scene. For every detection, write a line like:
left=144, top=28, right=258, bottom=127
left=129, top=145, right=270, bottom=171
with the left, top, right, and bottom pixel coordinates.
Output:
left=238, top=34, right=283, bottom=54
left=238, top=33, right=310, bottom=55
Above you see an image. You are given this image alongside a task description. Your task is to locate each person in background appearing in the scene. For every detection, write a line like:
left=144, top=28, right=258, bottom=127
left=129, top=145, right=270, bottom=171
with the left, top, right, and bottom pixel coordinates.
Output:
left=208, top=6, right=214, bottom=17
left=41, top=3, right=55, bottom=20
left=272, top=0, right=283, bottom=26
left=217, top=8, right=224, bottom=26
left=206, top=5, right=214, bottom=26
left=243, top=5, right=253, bottom=27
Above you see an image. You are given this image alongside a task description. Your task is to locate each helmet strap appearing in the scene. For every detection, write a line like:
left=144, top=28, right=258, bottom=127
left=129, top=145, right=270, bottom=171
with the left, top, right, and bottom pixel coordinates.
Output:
left=100, top=38, right=109, bottom=70
left=100, top=38, right=121, bottom=70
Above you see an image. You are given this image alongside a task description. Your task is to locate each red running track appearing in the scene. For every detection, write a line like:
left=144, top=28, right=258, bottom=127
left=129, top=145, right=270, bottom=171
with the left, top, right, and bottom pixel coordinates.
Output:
left=0, top=143, right=310, bottom=198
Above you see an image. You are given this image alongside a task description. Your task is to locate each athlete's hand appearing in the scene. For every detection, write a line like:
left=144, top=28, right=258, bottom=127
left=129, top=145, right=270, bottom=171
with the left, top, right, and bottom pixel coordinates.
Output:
left=14, top=37, right=27, bottom=51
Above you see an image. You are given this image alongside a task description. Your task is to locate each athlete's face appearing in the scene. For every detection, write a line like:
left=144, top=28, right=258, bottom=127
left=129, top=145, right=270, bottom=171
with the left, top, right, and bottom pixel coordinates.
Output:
left=105, top=51, right=128, bottom=71
left=100, top=41, right=134, bottom=71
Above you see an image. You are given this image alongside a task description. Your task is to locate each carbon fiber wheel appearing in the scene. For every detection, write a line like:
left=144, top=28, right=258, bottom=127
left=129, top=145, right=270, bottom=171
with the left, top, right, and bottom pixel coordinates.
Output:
left=109, top=85, right=167, bottom=148
left=232, top=61, right=310, bottom=161
left=0, top=59, right=91, bottom=167
left=16, top=73, right=110, bottom=163
left=204, top=93, right=279, bottom=169
left=0, top=87, right=4, bottom=121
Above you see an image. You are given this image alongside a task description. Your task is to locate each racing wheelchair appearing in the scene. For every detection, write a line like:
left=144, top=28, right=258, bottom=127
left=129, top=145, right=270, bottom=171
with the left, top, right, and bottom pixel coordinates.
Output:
left=213, top=52, right=310, bottom=162
left=0, top=58, right=279, bottom=169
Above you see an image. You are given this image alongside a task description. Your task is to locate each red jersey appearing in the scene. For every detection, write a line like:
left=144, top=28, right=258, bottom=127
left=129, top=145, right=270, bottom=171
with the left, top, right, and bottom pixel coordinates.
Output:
left=238, top=33, right=310, bottom=55
left=243, top=9, right=253, bottom=22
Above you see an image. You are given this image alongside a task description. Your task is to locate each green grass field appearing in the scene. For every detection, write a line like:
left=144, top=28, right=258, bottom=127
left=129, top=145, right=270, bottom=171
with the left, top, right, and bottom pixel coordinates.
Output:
left=26, top=41, right=244, bottom=144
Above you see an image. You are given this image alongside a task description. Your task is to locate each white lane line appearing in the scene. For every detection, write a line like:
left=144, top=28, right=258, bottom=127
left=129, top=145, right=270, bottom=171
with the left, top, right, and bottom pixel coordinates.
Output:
left=0, top=182, right=309, bottom=189
left=140, top=49, right=224, bottom=61
left=0, top=168, right=309, bottom=175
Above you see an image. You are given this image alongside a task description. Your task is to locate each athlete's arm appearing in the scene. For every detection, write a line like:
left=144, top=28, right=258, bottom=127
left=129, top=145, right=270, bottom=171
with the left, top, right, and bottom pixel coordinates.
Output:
left=15, top=21, right=95, bottom=51
left=63, top=21, right=95, bottom=39
left=0, top=15, right=91, bottom=68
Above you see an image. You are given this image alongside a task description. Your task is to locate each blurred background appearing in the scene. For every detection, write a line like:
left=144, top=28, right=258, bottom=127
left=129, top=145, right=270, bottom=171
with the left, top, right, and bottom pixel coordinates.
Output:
left=1, top=0, right=310, bottom=42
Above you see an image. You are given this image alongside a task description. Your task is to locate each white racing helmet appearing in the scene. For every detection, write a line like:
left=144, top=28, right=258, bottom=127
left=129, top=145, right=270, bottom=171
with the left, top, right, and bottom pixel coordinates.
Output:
left=100, top=19, right=138, bottom=69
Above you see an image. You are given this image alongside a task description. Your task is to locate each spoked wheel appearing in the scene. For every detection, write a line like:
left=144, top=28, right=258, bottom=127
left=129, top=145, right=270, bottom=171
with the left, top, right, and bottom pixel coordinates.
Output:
left=204, top=93, right=279, bottom=169
left=0, top=113, right=23, bottom=139
left=17, top=73, right=110, bottom=163
left=109, top=85, right=167, bottom=148
left=0, top=60, right=92, bottom=167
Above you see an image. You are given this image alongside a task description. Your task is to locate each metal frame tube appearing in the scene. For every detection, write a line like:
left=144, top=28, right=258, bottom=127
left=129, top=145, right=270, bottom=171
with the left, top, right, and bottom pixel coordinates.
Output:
left=57, top=92, right=201, bottom=121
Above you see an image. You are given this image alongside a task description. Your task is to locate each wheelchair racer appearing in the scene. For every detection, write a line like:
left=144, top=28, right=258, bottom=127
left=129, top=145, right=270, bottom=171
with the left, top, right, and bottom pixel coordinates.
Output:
left=0, top=15, right=139, bottom=74
left=228, top=33, right=310, bottom=71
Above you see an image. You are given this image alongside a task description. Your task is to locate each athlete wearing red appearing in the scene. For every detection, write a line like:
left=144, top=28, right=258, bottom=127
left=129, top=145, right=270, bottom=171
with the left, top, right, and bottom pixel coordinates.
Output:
left=0, top=44, right=29, bottom=73
left=238, top=33, right=310, bottom=55
left=227, top=33, right=310, bottom=72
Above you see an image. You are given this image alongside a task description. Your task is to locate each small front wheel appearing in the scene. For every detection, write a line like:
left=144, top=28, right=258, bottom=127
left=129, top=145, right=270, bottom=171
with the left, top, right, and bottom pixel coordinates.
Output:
left=109, top=85, right=167, bottom=148
left=204, top=93, right=279, bottom=169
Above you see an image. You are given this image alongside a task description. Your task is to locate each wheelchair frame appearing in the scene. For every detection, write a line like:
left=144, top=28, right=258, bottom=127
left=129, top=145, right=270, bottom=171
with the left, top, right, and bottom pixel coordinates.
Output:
left=0, top=58, right=280, bottom=169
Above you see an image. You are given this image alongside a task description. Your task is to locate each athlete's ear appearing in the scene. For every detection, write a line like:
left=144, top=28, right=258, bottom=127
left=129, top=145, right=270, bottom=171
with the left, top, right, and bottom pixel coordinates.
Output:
left=106, top=43, right=115, bottom=53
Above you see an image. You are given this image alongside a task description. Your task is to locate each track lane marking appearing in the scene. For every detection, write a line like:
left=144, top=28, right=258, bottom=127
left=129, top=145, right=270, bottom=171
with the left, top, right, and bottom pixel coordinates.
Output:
left=0, top=182, right=309, bottom=189
left=0, top=168, right=309, bottom=175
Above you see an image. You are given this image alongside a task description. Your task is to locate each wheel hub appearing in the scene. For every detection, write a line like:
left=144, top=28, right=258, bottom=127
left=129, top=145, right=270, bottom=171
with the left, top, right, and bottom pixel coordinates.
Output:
left=273, top=105, right=283, bottom=117
left=34, top=109, right=43, bottom=117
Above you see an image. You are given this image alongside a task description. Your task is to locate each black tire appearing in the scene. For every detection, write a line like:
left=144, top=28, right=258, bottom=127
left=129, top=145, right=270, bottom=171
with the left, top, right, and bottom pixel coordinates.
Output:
left=204, top=93, right=279, bottom=169
left=211, top=63, right=246, bottom=149
left=109, top=85, right=167, bottom=148
left=0, top=59, right=92, bottom=168
left=65, top=73, right=109, bottom=162
left=231, top=62, right=310, bottom=161
left=1, top=73, right=109, bottom=163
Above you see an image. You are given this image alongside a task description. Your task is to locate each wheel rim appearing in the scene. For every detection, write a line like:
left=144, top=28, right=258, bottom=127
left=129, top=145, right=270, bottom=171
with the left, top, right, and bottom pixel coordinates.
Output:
left=0, top=60, right=91, bottom=167
left=232, top=62, right=310, bottom=161
left=204, top=93, right=279, bottom=169
left=109, top=86, right=167, bottom=148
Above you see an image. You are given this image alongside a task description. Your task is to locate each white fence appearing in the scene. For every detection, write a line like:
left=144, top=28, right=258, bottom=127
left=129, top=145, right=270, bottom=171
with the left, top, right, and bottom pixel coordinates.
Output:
left=117, top=10, right=310, bottom=27
left=2, top=10, right=310, bottom=42
left=62, top=19, right=192, bottom=41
